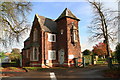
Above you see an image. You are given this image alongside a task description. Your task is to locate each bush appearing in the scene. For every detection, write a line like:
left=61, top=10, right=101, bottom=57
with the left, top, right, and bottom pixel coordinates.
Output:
left=82, top=49, right=91, bottom=55
left=115, top=43, right=120, bottom=64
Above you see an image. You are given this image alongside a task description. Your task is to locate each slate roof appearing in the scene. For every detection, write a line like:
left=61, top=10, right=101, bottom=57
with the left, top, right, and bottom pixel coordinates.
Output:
left=36, top=14, right=57, bottom=33
left=56, top=8, right=80, bottom=21
left=24, top=37, right=30, bottom=42
left=23, top=8, right=80, bottom=50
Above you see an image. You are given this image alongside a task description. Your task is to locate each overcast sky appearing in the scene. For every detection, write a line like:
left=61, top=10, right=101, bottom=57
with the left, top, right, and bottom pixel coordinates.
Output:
left=1, top=0, right=119, bottom=52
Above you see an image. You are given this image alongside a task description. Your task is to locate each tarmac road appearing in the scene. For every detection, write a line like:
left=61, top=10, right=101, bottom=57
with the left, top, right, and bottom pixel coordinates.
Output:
left=1, top=65, right=119, bottom=80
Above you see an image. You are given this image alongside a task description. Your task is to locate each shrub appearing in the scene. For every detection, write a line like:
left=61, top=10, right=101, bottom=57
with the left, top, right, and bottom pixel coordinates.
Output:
left=115, top=43, right=120, bottom=64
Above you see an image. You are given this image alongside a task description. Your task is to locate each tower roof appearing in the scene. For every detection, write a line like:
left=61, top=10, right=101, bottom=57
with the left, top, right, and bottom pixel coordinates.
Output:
left=56, top=8, right=80, bottom=21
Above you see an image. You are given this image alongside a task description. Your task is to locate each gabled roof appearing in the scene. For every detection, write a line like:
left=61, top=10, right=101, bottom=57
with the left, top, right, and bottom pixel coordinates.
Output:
left=35, top=14, right=57, bottom=33
left=24, top=37, right=30, bottom=42
left=56, top=8, right=80, bottom=21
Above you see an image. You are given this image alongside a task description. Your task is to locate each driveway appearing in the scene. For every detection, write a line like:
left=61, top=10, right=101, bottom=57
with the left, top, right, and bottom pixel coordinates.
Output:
left=1, top=65, right=111, bottom=80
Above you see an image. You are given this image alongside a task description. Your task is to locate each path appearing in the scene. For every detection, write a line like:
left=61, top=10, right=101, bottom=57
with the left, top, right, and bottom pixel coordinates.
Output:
left=1, top=65, right=111, bottom=80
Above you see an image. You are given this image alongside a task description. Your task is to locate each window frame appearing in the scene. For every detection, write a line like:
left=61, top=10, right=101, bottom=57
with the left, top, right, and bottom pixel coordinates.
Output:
left=48, top=50, right=56, bottom=60
left=30, top=47, right=39, bottom=61
left=73, top=30, right=78, bottom=42
left=48, top=33, right=56, bottom=42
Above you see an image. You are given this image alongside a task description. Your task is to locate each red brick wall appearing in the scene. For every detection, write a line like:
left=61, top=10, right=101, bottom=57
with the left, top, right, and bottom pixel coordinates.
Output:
left=66, top=18, right=82, bottom=66
left=56, top=17, right=81, bottom=67
left=56, top=18, right=68, bottom=64
left=41, top=31, right=58, bottom=67
left=66, top=18, right=81, bottom=56
left=22, top=15, right=82, bottom=67
left=22, top=15, right=43, bottom=67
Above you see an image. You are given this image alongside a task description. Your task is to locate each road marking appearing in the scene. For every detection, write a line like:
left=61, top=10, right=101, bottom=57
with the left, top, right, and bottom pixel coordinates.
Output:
left=50, top=72, right=57, bottom=80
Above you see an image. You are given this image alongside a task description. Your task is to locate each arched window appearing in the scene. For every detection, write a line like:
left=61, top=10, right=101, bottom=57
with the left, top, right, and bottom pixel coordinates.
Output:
left=34, top=48, right=37, bottom=60
left=33, top=28, right=38, bottom=42
left=71, top=22, right=78, bottom=44
left=30, top=47, right=39, bottom=61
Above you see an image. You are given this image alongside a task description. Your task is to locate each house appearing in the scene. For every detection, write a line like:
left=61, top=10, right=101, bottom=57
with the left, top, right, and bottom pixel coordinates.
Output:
left=21, top=8, right=82, bottom=68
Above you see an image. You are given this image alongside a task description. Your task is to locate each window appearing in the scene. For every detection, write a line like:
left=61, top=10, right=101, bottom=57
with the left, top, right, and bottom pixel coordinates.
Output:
left=33, top=28, right=38, bottom=42
left=60, top=29, right=64, bottom=34
left=71, top=27, right=78, bottom=43
left=73, top=30, right=78, bottom=41
left=48, top=50, right=56, bottom=60
left=48, top=33, right=56, bottom=42
left=26, top=50, right=29, bottom=58
left=30, top=47, right=39, bottom=61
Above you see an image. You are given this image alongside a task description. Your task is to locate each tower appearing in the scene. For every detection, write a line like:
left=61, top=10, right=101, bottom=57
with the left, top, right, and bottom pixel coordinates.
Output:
left=55, top=8, right=81, bottom=67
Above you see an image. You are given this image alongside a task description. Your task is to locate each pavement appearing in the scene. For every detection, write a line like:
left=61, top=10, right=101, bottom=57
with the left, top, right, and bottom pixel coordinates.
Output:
left=1, top=65, right=119, bottom=80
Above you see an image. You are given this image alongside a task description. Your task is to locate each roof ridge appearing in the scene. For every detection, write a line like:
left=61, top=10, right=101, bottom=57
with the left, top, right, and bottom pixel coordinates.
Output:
left=56, top=8, right=80, bottom=21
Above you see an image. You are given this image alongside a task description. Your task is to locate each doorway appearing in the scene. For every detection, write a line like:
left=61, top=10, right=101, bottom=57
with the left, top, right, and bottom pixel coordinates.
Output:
left=58, top=49, right=65, bottom=64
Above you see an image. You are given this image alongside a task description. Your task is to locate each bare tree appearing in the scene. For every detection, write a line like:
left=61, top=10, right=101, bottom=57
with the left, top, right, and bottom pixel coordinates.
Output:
left=87, top=0, right=119, bottom=68
left=0, top=2, right=32, bottom=48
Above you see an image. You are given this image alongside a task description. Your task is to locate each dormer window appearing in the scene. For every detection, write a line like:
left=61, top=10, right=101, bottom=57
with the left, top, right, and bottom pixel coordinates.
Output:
left=33, top=28, right=38, bottom=42
left=48, top=33, right=56, bottom=42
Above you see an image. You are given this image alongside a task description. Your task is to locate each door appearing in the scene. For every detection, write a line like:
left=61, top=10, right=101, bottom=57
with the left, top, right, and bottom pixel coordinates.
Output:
left=58, top=49, right=64, bottom=64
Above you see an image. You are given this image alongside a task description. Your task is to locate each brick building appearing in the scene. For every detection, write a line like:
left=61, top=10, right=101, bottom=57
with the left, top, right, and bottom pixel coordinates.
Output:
left=21, top=8, right=82, bottom=68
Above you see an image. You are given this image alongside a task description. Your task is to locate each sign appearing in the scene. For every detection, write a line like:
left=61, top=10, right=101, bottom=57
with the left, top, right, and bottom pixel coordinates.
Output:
left=69, top=55, right=74, bottom=59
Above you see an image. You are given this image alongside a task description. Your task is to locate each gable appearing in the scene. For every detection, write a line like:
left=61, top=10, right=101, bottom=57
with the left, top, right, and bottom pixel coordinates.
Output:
left=36, top=14, right=57, bottom=33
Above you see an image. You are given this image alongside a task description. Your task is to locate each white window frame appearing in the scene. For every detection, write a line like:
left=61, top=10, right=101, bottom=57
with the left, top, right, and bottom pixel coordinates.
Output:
left=30, top=47, right=39, bottom=61
left=48, top=50, right=56, bottom=60
left=48, top=33, right=56, bottom=42
left=73, top=30, right=78, bottom=42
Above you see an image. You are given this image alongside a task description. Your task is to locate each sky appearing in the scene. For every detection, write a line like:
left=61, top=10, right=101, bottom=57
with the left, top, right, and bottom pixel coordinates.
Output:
left=27, top=2, right=93, bottom=52
left=1, top=0, right=119, bottom=52
left=25, top=1, right=118, bottom=52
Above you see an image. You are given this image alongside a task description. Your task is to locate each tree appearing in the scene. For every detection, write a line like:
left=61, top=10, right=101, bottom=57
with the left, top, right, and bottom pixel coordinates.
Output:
left=82, top=49, right=91, bottom=55
left=115, top=43, right=120, bottom=64
left=9, top=48, right=21, bottom=61
left=0, top=2, right=32, bottom=47
left=92, top=42, right=112, bottom=56
left=87, top=0, right=119, bottom=68
left=0, top=52, right=6, bottom=59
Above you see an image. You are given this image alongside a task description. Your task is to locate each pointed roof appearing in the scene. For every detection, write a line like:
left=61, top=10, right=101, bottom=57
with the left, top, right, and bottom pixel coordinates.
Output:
left=56, top=8, right=80, bottom=21
left=35, top=14, right=57, bottom=33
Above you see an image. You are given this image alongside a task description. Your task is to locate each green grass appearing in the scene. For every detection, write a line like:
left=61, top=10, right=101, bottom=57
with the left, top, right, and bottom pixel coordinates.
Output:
left=9, top=62, right=16, bottom=63
left=23, top=67, right=42, bottom=70
left=23, top=67, right=68, bottom=71
left=96, top=61, right=106, bottom=64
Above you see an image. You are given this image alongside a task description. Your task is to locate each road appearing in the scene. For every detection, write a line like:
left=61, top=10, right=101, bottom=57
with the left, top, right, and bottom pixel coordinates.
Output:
left=1, top=65, right=118, bottom=80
